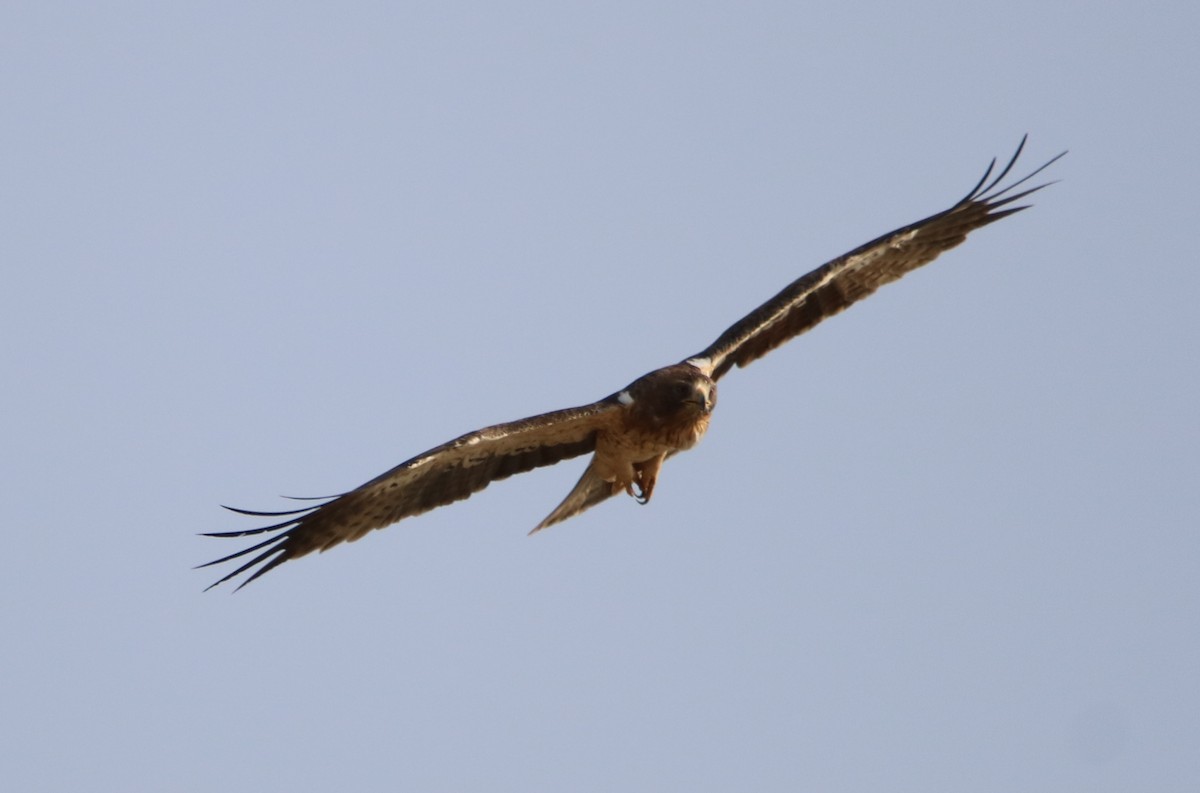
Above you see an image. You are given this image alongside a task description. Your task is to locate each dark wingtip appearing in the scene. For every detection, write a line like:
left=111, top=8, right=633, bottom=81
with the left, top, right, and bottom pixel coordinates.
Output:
left=979, top=144, right=1067, bottom=204
left=201, top=502, right=312, bottom=590
left=230, top=552, right=292, bottom=591
left=960, top=137, right=1066, bottom=208
left=221, top=503, right=316, bottom=517
left=196, top=533, right=281, bottom=570
left=200, top=540, right=290, bottom=591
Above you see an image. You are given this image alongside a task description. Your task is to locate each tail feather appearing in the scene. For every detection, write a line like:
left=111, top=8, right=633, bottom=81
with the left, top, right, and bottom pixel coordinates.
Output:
left=531, top=459, right=618, bottom=533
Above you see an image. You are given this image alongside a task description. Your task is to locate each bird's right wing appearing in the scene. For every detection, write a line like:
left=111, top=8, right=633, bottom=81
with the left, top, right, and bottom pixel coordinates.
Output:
left=200, top=397, right=622, bottom=589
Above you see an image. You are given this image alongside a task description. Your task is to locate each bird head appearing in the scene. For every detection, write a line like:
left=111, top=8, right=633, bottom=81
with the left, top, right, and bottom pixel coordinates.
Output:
left=625, top=363, right=717, bottom=425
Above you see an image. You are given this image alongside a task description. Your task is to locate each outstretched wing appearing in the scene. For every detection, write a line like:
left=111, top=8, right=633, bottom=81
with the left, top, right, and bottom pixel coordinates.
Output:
left=200, top=398, right=622, bottom=589
left=686, top=137, right=1066, bottom=381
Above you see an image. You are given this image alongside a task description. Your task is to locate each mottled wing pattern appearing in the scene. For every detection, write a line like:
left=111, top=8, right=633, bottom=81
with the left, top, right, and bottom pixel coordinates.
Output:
left=687, top=137, right=1065, bottom=381
left=201, top=398, right=622, bottom=589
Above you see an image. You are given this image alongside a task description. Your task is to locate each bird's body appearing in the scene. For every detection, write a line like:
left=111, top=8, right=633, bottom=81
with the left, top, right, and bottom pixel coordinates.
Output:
left=201, top=138, right=1064, bottom=590
left=539, top=363, right=716, bottom=531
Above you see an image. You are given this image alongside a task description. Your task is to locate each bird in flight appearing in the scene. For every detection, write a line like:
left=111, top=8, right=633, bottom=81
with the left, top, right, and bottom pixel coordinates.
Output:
left=201, top=137, right=1064, bottom=590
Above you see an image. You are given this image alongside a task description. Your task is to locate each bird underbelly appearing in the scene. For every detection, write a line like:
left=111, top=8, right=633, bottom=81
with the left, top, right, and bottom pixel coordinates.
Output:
left=592, top=414, right=711, bottom=485
left=616, top=413, right=709, bottom=456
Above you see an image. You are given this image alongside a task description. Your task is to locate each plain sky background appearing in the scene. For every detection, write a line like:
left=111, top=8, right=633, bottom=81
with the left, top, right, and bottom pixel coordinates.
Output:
left=3, top=2, right=1197, bottom=791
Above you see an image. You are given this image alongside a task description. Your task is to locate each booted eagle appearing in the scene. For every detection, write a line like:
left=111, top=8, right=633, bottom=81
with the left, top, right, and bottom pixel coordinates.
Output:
left=202, top=137, right=1063, bottom=589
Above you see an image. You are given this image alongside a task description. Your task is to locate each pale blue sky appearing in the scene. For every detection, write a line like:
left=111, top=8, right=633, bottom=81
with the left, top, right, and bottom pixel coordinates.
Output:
left=3, top=2, right=1197, bottom=791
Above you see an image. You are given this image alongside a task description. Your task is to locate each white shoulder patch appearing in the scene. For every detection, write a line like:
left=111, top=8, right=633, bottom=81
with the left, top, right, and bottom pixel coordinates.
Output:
left=685, top=357, right=712, bottom=374
left=617, top=390, right=635, bottom=406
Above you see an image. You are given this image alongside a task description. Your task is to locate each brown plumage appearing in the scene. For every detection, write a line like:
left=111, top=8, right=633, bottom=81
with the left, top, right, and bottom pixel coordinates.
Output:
left=201, top=137, right=1064, bottom=589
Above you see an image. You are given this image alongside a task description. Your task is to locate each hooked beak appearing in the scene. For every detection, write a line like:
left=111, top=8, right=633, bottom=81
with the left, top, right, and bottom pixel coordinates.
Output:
left=686, top=385, right=714, bottom=414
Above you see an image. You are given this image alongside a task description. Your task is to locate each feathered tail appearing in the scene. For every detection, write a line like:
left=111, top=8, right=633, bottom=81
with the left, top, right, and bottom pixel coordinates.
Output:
left=530, top=459, right=619, bottom=533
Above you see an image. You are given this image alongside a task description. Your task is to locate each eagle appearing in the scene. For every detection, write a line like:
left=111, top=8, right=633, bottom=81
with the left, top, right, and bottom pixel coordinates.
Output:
left=201, top=137, right=1064, bottom=590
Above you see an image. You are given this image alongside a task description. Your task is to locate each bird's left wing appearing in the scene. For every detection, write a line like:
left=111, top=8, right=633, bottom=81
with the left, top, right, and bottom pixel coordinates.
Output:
left=686, top=137, right=1065, bottom=381
left=200, top=397, right=622, bottom=589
